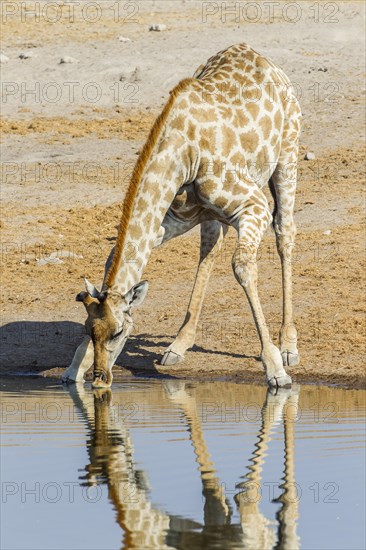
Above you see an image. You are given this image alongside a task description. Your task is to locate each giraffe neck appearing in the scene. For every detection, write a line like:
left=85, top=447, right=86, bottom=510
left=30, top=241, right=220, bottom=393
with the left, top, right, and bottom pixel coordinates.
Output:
left=105, top=130, right=198, bottom=295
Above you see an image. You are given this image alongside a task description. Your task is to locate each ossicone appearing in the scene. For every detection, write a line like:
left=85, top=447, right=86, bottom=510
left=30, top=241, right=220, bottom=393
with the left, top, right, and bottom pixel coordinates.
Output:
left=75, top=278, right=108, bottom=305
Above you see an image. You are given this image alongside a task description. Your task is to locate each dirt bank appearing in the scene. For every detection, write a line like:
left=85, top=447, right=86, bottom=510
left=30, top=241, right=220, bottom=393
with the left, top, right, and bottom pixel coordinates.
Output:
left=1, top=1, right=365, bottom=389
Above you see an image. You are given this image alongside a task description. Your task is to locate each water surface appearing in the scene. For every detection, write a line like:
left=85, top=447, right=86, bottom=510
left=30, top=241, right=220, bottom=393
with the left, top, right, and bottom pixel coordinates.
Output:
left=1, top=378, right=365, bottom=550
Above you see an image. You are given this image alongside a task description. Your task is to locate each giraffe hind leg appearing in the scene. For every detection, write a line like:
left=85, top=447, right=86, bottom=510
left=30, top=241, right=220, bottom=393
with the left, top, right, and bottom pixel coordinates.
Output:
left=231, top=195, right=291, bottom=388
left=271, top=156, right=300, bottom=367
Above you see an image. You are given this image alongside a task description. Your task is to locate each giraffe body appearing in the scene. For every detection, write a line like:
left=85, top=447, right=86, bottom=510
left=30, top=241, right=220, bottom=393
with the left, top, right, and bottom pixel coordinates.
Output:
left=62, top=43, right=301, bottom=388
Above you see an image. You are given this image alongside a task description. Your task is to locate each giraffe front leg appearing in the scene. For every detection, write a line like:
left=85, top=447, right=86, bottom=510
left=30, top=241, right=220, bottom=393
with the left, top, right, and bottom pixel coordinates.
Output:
left=232, top=202, right=291, bottom=389
left=161, top=220, right=227, bottom=366
left=61, top=336, right=94, bottom=383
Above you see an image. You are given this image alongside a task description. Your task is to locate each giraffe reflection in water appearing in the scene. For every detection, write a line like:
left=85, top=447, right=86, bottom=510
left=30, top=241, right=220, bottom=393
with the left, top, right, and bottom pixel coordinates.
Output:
left=66, top=383, right=300, bottom=550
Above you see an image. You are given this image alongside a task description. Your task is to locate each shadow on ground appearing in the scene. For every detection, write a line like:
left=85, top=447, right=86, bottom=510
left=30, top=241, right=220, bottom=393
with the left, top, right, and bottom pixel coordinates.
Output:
left=0, top=322, right=258, bottom=377
left=0, top=321, right=84, bottom=372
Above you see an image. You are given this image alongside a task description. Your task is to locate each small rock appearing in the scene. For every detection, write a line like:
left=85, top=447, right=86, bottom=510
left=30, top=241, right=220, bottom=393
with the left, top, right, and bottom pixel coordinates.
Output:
left=318, top=67, right=328, bottom=72
left=118, top=36, right=131, bottom=43
left=0, top=54, right=9, bottom=64
left=149, top=24, right=166, bottom=31
left=304, top=152, right=316, bottom=160
left=323, top=230, right=332, bottom=236
left=19, top=52, right=34, bottom=59
left=59, top=56, right=79, bottom=64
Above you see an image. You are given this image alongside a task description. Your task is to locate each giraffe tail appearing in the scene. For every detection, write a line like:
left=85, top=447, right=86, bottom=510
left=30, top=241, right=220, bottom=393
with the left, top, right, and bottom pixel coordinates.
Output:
left=268, top=177, right=277, bottom=229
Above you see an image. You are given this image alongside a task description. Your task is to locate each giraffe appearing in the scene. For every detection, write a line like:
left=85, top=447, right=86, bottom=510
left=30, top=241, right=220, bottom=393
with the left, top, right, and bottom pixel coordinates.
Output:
left=65, top=381, right=300, bottom=549
left=62, top=42, right=301, bottom=389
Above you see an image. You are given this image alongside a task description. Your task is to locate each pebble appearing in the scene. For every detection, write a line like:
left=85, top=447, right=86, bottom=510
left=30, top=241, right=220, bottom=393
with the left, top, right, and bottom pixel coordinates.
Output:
left=19, top=52, right=34, bottom=59
left=308, top=66, right=328, bottom=73
left=0, top=54, right=9, bottom=64
left=149, top=24, right=166, bottom=31
left=323, top=230, right=332, bottom=236
left=118, top=36, right=131, bottom=42
left=304, top=152, right=316, bottom=160
left=59, top=56, right=79, bottom=64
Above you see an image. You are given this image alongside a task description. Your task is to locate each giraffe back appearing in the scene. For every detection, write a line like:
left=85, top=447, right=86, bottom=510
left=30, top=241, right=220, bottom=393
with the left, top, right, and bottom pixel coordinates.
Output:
left=169, top=43, right=301, bottom=192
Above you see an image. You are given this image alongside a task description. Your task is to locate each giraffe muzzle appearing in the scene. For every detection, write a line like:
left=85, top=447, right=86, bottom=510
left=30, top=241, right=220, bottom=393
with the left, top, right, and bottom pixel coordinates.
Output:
left=92, top=369, right=113, bottom=389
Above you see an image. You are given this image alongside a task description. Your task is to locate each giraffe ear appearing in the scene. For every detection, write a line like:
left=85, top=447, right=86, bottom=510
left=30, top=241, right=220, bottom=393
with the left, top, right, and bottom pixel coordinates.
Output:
left=84, top=278, right=100, bottom=298
left=125, top=281, right=148, bottom=308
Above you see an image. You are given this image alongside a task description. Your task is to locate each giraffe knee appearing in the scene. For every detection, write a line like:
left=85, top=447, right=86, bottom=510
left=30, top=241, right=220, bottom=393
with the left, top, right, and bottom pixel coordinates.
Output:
left=274, top=216, right=297, bottom=239
left=232, top=243, right=258, bottom=287
left=275, top=220, right=297, bottom=257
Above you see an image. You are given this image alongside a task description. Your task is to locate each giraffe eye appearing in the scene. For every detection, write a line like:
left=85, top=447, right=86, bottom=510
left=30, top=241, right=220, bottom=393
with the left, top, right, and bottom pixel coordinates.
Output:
left=111, top=329, right=123, bottom=340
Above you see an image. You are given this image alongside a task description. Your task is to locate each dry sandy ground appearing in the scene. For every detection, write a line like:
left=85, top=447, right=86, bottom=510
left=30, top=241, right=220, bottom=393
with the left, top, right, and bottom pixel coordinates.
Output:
left=1, top=1, right=365, bottom=388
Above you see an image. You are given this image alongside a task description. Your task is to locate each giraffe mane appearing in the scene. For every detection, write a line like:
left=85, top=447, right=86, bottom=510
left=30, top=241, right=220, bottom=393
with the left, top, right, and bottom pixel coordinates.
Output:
left=105, top=77, right=195, bottom=288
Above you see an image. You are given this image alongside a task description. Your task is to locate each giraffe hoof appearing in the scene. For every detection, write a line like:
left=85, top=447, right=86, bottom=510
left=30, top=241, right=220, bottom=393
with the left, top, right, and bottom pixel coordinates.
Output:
left=268, top=385, right=292, bottom=397
left=160, top=350, right=184, bottom=366
left=281, top=351, right=300, bottom=367
left=267, top=374, right=292, bottom=389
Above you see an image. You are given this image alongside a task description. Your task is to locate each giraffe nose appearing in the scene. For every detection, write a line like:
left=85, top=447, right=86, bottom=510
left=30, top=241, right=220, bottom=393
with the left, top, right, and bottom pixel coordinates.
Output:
left=92, top=369, right=113, bottom=389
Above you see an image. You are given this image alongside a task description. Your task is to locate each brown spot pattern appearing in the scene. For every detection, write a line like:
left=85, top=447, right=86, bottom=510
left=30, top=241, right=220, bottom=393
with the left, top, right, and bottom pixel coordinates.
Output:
left=246, top=102, right=260, bottom=120
left=259, top=115, right=273, bottom=140
left=222, top=125, right=237, bottom=157
left=240, top=129, right=259, bottom=153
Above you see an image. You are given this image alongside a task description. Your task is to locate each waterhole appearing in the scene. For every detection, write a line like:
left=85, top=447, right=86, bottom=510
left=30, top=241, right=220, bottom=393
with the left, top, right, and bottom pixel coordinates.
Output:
left=1, top=378, right=365, bottom=550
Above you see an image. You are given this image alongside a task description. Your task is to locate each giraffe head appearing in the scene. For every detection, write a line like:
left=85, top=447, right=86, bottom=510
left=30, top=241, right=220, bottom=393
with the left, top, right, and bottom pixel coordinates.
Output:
left=76, top=278, right=148, bottom=388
